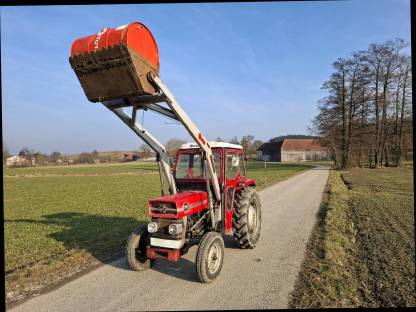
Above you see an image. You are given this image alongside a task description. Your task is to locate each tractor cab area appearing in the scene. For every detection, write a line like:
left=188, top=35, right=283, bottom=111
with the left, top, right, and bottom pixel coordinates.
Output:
left=173, top=142, right=256, bottom=233
left=173, top=141, right=249, bottom=191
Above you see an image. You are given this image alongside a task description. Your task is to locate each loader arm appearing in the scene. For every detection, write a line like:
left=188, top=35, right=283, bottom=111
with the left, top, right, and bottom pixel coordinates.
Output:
left=69, top=21, right=221, bottom=206
left=150, top=75, right=221, bottom=203
left=101, top=74, right=223, bottom=204
left=102, top=102, right=177, bottom=195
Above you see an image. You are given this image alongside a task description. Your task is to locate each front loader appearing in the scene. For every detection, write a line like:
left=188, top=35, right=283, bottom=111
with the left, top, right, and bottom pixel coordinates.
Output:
left=69, top=21, right=262, bottom=283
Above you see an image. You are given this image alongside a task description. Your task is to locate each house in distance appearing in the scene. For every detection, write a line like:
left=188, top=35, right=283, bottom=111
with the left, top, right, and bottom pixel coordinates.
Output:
left=256, top=138, right=330, bottom=162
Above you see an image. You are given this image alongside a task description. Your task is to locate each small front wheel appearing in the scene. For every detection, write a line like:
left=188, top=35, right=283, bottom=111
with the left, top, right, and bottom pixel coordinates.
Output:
left=196, top=232, right=225, bottom=283
left=126, top=225, right=151, bottom=271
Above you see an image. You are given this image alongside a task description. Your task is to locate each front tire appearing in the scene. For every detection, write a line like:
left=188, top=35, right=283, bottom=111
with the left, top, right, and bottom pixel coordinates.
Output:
left=196, top=232, right=225, bottom=283
left=126, top=225, right=151, bottom=271
left=232, top=187, right=262, bottom=249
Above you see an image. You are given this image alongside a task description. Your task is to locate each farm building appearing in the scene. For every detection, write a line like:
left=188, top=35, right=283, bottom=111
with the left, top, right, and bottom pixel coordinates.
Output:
left=122, top=153, right=140, bottom=162
left=257, top=139, right=330, bottom=162
left=256, top=141, right=283, bottom=162
left=5, top=155, right=34, bottom=167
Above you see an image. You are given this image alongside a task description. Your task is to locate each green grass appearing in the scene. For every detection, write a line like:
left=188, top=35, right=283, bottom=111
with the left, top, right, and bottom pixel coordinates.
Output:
left=4, top=160, right=312, bottom=303
left=245, top=161, right=314, bottom=190
left=295, top=160, right=335, bottom=167
left=290, top=165, right=415, bottom=308
left=4, top=161, right=158, bottom=176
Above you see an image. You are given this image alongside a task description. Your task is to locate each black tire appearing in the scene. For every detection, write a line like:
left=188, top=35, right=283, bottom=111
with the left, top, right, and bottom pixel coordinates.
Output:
left=126, top=225, right=152, bottom=271
left=232, top=187, right=262, bottom=249
left=196, top=232, right=225, bottom=283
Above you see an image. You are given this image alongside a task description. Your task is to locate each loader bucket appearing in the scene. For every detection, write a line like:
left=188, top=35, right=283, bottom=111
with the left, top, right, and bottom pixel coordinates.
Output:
left=69, top=22, right=160, bottom=102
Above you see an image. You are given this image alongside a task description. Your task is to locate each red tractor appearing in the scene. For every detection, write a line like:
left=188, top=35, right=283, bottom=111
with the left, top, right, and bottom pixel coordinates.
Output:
left=128, top=142, right=262, bottom=282
left=69, top=22, right=262, bottom=283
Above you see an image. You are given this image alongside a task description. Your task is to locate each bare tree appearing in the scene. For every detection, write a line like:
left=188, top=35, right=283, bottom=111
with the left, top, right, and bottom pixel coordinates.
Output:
left=139, top=143, right=153, bottom=158
left=312, top=39, right=411, bottom=169
left=19, top=147, right=32, bottom=159
left=240, top=135, right=254, bottom=157
left=252, top=140, right=263, bottom=151
left=229, top=136, right=239, bottom=144
left=165, top=138, right=186, bottom=157
left=33, top=152, right=48, bottom=166
left=395, top=57, right=412, bottom=165
left=49, top=151, right=62, bottom=162
left=77, top=152, right=94, bottom=164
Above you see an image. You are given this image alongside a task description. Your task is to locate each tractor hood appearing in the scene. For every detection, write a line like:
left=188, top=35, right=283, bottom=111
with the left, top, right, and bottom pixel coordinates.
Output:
left=148, top=191, right=208, bottom=219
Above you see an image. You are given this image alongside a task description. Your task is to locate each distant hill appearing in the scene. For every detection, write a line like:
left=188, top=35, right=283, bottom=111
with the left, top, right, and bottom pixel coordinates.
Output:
left=66, top=150, right=138, bottom=161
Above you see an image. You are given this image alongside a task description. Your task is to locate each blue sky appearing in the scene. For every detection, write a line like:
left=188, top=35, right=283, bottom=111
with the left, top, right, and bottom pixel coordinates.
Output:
left=1, top=0, right=411, bottom=155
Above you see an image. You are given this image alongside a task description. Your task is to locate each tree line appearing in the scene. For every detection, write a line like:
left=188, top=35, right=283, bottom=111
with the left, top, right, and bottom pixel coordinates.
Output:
left=312, top=39, right=412, bottom=169
left=151, top=136, right=264, bottom=159
left=269, top=134, right=320, bottom=143
left=5, top=133, right=320, bottom=167
left=3, top=146, right=109, bottom=167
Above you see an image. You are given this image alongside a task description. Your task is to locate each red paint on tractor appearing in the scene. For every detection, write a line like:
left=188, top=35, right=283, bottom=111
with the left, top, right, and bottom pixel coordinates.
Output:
left=198, top=133, right=206, bottom=145
left=147, top=247, right=181, bottom=262
left=148, top=191, right=208, bottom=219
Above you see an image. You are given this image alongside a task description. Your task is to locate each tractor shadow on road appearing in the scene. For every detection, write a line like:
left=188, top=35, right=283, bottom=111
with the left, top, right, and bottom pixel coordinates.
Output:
left=107, top=255, right=199, bottom=283
left=223, top=235, right=242, bottom=249
left=152, top=258, right=199, bottom=282
left=110, top=255, right=200, bottom=283
left=149, top=236, right=241, bottom=282
left=6, top=212, right=244, bottom=283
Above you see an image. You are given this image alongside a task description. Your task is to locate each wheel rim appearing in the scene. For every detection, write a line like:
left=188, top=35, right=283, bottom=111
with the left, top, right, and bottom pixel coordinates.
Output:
left=207, top=242, right=222, bottom=274
left=135, top=233, right=149, bottom=263
left=248, top=204, right=257, bottom=233
left=135, top=246, right=146, bottom=262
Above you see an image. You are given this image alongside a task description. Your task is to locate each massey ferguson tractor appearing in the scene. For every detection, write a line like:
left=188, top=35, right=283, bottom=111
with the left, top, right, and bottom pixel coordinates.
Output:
left=69, top=21, right=262, bottom=283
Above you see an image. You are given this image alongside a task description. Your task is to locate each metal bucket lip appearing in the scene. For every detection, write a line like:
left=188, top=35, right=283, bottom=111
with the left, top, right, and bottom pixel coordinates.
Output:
left=69, top=43, right=159, bottom=102
left=69, top=43, right=159, bottom=74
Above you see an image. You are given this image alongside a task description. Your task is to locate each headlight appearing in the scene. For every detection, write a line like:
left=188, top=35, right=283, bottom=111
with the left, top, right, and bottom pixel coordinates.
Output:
left=147, top=222, right=158, bottom=233
left=168, top=223, right=182, bottom=235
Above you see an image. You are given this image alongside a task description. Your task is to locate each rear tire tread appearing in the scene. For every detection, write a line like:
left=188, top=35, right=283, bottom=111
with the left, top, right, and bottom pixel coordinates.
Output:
left=232, top=187, right=262, bottom=249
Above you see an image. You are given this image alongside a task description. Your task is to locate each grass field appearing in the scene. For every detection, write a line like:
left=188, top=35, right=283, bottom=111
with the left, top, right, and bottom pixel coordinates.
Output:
left=4, top=160, right=312, bottom=303
left=4, top=161, right=159, bottom=176
left=290, top=165, right=415, bottom=308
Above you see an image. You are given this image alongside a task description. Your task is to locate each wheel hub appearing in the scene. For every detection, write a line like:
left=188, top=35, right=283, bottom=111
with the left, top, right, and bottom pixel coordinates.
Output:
left=248, top=204, right=257, bottom=233
left=207, top=243, right=221, bottom=274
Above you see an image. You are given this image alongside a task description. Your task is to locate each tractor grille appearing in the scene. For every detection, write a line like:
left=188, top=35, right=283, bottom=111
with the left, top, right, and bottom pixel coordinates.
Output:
left=150, top=202, right=177, bottom=215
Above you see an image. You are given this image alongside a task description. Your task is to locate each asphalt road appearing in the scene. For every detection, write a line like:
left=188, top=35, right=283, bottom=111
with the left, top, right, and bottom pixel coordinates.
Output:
left=10, top=166, right=329, bottom=311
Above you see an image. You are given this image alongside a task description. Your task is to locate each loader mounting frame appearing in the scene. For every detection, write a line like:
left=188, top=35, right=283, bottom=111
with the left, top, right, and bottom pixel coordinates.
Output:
left=102, top=74, right=222, bottom=223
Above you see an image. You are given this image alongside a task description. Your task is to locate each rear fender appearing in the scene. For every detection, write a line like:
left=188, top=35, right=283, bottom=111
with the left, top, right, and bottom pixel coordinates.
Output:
left=241, top=179, right=256, bottom=188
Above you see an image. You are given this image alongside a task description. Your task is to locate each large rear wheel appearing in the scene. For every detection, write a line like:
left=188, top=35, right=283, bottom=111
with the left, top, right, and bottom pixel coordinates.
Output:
left=126, top=225, right=152, bottom=271
left=232, top=187, right=262, bottom=249
left=196, top=232, right=225, bottom=283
